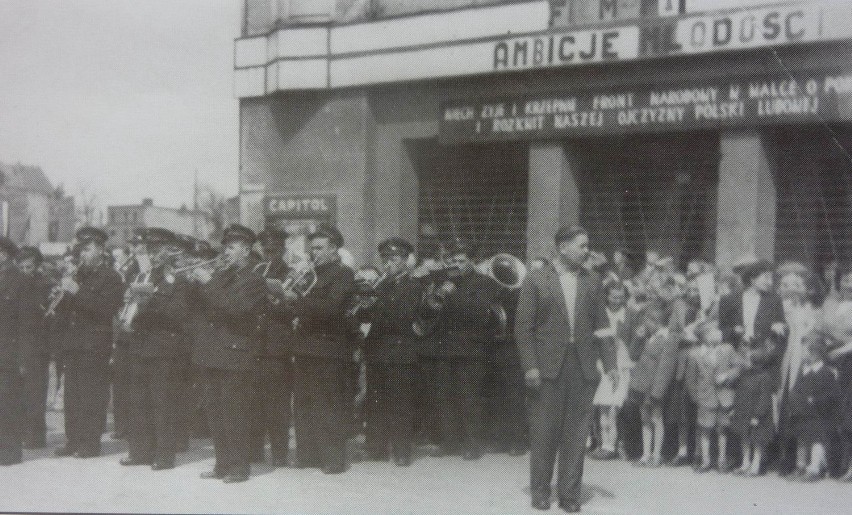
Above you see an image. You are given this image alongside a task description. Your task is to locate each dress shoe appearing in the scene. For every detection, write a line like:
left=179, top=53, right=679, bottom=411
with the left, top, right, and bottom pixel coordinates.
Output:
left=797, top=469, right=824, bottom=482
left=694, top=462, right=712, bottom=473
left=23, top=437, right=46, bottom=449
left=151, top=462, right=175, bottom=471
left=430, top=446, right=447, bottom=458
left=531, top=497, right=551, bottom=510
left=462, top=448, right=481, bottom=461
left=0, top=458, right=22, bottom=466
left=74, top=448, right=99, bottom=458
left=321, top=464, right=347, bottom=475
left=559, top=498, right=581, bottom=513
left=394, top=456, right=412, bottom=467
left=508, top=445, right=527, bottom=457
left=120, top=457, right=151, bottom=466
left=54, top=446, right=76, bottom=457
left=670, top=454, right=690, bottom=467
left=200, top=469, right=226, bottom=479
left=223, top=472, right=250, bottom=483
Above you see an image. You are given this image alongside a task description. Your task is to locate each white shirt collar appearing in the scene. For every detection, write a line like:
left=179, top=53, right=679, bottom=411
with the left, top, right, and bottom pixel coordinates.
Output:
left=802, top=361, right=824, bottom=376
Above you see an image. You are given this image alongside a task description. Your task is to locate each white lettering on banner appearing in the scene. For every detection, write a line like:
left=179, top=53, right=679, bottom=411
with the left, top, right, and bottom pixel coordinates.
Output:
left=492, top=26, right=639, bottom=71
left=673, top=1, right=852, bottom=55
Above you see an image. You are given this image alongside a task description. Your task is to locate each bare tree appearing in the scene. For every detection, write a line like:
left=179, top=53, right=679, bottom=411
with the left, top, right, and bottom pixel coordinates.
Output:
left=75, top=181, right=101, bottom=227
left=196, top=182, right=227, bottom=241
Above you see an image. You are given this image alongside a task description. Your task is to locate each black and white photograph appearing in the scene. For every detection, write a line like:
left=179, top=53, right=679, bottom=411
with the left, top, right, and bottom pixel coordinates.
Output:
left=2, top=0, right=852, bottom=513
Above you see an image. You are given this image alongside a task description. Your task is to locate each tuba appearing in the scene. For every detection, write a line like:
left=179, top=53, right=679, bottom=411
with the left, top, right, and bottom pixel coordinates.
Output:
left=478, top=253, right=527, bottom=341
left=477, top=253, right=527, bottom=290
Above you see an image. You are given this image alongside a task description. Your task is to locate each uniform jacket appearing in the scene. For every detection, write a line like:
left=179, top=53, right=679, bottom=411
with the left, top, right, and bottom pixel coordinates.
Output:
left=290, top=259, right=356, bottom=361
left=260, top=260, right=294, bottom=358
left=17, top=272, right=50, bottom=366
left=435, top=270, right=501, bottom=358
left=191, top=264, right=266, bottom=371
left=719, top=290, right=786, bottom=380
left=0, top=265, right=22, bottom=370
left=133, top=268, right=191, bottom=358
left=363, top=273, right=425, bottom=364
left=60, top=261, right=124, bottom=354
left=515, top=262, right=615, bottom=382
left=684, top=342, right=739, bottom=411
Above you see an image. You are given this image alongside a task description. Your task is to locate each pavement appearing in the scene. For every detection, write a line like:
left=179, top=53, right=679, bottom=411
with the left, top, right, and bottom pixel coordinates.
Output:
left=0, top=411, right=850, bottom=514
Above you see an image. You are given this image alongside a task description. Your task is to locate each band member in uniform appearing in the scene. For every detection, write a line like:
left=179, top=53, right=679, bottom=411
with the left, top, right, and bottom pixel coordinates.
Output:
left=251, top=226, right=294, bottom=467
left=428, top=238, right=502, bottom=460
left=359, top=238, right=423, bottom=466
left=112, top=230, right=146, bottom=440
left=15, top=247, right=51, bottom=449
left=0, top=237, right=23, bottom=465
left=120, top=228, right=190, bottom=470
left=192, top=224, right=266, bottom=483
left=515, top=226, right=617, bottom=512
left=54, top=227, right=124, bottom=458
left=286, top=224, right=355, bottom=474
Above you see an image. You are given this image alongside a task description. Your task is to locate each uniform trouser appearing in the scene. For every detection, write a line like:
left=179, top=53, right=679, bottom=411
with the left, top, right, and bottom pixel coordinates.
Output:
left=0, top=370, right=23, bottom=464
left=111, top=344, right=132, bottom=436
left=365, top=362, right=416, bottom=460
left=435, top=357, right=485, bottom=453
left=127, top=355, right=185, bottom=465
left=502, top=353, right=528, bottom=448
left=528, top=350, right=598, bottom=502
left=293, top=356, right=347, bottom=470
left=251, top=356, right=293, bottom=462
left=22, top=356, right=49, bottom=445
left=63, top=350, right=110, bottom=453
left=416, top=357, right=442, bottom=444
left=204, top=368, right=253, bottom=476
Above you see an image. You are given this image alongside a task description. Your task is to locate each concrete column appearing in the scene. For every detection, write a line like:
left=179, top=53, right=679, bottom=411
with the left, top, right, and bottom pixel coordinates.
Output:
left=716, top=129, right=777, bottom=269
left=526, top=141, right=581, bottom=261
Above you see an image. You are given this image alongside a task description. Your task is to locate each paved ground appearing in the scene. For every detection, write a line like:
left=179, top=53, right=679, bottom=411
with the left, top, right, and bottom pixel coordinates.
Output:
left=1, top=412, right=850, bottom=514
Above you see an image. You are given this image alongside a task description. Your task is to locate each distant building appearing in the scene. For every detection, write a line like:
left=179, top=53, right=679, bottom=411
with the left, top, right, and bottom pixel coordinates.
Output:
left=0, top=161, right=73, bottom=245
left=106, top=198, right=214, bottom=247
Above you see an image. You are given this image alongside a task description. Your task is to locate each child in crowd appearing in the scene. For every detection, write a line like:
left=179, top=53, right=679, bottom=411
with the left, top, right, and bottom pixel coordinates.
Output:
left=628, top=303, right=673, bottom=467
left=685, top=322, right=740, bottom=473
left=591, top=280, right=636, bottom=460
left=787, top=333, right=840, bottom=481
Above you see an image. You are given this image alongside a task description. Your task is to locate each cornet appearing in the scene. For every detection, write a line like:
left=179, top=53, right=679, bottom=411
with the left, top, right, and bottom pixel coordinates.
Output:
left=170, top=256, right=224, bottom=277
left=118, top=270, right=153, bottom=333
left=281, top=259, right=317, bottom=297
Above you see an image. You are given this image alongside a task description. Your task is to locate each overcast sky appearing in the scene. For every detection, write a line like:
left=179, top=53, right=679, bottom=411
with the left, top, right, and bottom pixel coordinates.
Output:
left=0, top=0, right=241, bottom=210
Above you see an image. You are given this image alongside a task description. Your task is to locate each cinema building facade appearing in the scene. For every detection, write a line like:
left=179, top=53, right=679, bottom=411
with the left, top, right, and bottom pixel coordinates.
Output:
left=234, top=0, right=852, bottom=271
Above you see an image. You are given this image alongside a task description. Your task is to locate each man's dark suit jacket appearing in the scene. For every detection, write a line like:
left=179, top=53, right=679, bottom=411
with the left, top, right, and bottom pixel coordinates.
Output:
left=515, top=261, right=615, bottom=382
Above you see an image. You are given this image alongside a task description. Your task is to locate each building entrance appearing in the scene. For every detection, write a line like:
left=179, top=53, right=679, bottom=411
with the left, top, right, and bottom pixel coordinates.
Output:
left=576, top=132, right=719, bottom=269
left=410, top=140, right=528, bottom=260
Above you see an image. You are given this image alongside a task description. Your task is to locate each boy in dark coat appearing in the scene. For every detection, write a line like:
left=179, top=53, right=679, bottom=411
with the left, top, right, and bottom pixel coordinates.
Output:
left=788, top=333, right=840, bottom=481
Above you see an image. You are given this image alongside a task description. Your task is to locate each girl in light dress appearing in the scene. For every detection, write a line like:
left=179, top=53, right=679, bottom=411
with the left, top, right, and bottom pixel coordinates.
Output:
left=591, top=280, right=635, bottom=460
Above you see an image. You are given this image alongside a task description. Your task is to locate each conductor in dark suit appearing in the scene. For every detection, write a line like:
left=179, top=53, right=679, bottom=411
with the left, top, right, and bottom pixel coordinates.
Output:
left=515, top=226, right=617, bottom=513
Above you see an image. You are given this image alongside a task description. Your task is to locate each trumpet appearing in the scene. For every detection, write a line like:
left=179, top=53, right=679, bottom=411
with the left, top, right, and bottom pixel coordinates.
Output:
left=347, top=270, right=391, bottom=318
left=44, top=260, right=78, bottom=318
left=170, top=256, right=223, bottom=276
left=118, top=270, right=154, bottom=332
